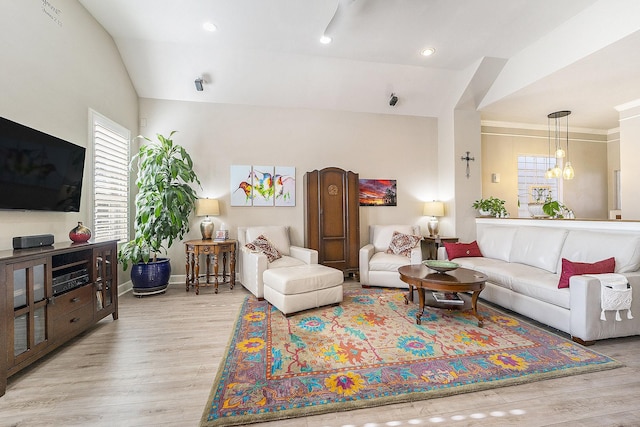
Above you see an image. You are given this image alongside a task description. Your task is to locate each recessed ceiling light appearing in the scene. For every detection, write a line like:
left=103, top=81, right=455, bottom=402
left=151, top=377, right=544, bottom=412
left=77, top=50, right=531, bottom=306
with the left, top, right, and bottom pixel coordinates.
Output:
left=421, top=47, right=436, bottom=57
left=320, top=35, right=332, bottom=44
left=203, top=22, right=217, bottom=32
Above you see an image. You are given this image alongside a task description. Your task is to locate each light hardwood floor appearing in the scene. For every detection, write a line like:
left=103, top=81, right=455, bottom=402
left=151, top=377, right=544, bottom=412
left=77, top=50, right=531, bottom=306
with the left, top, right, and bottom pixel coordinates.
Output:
left=1, top=279, right=639, bottom=427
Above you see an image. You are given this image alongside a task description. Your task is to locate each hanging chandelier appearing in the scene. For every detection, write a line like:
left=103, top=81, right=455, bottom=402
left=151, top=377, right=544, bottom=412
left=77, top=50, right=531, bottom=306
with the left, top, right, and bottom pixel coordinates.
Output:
left=547, top=110, right=574, bottom=180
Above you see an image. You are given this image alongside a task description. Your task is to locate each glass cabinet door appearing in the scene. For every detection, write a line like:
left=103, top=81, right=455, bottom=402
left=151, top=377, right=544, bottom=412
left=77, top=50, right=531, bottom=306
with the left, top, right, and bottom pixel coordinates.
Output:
left=94, top=245, right=116, bottom=318
left=9, top=258, right=49, bottom=363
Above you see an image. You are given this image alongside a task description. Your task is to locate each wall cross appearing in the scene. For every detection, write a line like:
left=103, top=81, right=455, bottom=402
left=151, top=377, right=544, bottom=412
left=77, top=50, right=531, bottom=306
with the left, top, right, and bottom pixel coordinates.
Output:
left=460, top=151, right=475, bottom=178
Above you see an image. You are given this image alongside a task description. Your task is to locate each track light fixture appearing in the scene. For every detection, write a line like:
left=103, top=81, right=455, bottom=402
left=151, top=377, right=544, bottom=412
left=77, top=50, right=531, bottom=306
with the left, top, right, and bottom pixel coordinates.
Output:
left=389, top=93, right=398, bottom=106
left=194, top=78, right=204, bottom=91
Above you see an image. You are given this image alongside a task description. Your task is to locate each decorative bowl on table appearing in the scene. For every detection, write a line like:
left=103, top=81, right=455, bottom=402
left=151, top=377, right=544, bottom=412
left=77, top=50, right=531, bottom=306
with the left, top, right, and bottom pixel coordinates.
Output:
left=422, top=260, right=459, bottom=273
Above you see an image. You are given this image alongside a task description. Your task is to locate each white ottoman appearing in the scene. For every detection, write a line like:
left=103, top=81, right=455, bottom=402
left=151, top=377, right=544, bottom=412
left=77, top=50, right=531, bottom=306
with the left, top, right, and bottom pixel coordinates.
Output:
left=263, top=265, right=344, bottom=316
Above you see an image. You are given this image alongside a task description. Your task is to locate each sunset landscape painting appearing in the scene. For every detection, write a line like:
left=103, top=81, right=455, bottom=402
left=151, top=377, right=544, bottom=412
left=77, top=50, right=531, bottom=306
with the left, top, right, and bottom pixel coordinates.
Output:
left=359, top=179, right=397, bottom=206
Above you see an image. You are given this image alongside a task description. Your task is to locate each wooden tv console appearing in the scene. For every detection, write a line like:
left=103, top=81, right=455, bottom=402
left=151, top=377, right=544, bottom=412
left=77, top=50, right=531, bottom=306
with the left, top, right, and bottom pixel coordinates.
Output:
left=0, top=240, right=118, bottom=397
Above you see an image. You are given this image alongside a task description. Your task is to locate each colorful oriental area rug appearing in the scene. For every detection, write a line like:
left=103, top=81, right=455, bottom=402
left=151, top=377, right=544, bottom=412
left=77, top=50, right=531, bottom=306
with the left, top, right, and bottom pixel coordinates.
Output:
left=200, top=288, right=621, bottom=426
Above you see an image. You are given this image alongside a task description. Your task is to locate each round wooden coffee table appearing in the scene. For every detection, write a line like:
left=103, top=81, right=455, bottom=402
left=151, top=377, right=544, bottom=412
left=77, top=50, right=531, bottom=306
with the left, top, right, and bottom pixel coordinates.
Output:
left=398, top=264, right=487, bottom=326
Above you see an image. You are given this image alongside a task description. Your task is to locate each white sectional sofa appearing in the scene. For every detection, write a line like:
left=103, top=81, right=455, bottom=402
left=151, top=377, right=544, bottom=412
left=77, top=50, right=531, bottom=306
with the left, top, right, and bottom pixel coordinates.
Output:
left=440, top=219, right=640, bottom=344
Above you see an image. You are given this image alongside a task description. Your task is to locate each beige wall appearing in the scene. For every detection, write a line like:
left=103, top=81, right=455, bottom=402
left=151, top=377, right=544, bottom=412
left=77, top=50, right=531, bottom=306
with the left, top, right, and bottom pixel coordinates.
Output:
left=607, top=131, right=620, bottom=214
left=619, top=104, right=640, bottom=219
left=480, top=125, right=608, bottom=219
left=0, top=1, right=138, bottom=252
left=139, top=99, right=439, bottom=274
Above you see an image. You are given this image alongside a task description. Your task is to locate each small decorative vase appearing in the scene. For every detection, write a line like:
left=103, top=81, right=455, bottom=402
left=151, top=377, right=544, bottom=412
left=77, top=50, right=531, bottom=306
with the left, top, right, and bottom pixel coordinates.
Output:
left=69, top=221, right=92, bottom=243
left=528, top=203, right=548, bottom=218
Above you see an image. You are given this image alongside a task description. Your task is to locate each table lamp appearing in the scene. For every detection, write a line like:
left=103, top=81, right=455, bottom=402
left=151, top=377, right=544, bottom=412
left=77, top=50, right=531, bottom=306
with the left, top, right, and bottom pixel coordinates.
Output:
left=195, top=198, right=220, bottom=240
left=423, top=201, right=444, bottom=237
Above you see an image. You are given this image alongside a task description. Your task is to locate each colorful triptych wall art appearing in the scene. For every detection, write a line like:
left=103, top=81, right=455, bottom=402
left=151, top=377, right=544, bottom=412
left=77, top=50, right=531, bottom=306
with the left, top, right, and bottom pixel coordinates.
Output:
left=359, top=179, right=397, bottom=206
left=230, top=165, right=296, bottom=207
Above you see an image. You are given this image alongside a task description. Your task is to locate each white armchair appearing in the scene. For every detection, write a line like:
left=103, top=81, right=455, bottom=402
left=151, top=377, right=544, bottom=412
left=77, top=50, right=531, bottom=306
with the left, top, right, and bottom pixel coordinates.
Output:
left=237, top=226, right=318, bottom=298
left=359, top=225, right=423, bottom=288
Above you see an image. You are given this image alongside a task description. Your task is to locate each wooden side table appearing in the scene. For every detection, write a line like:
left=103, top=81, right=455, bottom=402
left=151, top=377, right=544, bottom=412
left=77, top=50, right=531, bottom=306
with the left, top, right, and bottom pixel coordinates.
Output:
left=422, top=236, right=458, bottom=260
left=184, top=239, right=237, bottom=295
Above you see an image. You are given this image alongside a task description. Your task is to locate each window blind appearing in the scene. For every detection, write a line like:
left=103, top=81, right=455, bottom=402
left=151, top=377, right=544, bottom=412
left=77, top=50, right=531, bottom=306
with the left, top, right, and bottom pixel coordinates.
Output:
left=92, top=113, right=130, bottom=243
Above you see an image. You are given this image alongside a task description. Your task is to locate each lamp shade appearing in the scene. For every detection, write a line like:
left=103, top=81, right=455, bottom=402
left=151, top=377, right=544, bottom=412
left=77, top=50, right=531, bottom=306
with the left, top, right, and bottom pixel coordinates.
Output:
left=195, top=198, right=220, bottom=216
left=423, top=201, right=444, bottom=217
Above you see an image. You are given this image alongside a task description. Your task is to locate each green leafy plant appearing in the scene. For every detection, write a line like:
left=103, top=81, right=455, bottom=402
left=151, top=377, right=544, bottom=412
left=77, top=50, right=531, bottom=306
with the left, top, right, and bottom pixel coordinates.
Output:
left=542, top=200, right=573, bottom=219
left=118, top=131, right=201, bottom=270
left=472, top=197, right=507, bottom=217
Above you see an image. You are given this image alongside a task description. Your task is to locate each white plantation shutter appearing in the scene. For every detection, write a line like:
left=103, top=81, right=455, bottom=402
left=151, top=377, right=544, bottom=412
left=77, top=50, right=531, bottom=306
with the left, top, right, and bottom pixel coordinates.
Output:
left=92, top=111, right=130, bottom=242
left=517, top=155, right=560, bottom=218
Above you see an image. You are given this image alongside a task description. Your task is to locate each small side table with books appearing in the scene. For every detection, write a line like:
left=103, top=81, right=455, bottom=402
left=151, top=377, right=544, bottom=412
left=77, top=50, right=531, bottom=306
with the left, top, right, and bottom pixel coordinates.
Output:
left=422, top=236, right=458, bottom=260
left=184, top=238, right=237, bottom=295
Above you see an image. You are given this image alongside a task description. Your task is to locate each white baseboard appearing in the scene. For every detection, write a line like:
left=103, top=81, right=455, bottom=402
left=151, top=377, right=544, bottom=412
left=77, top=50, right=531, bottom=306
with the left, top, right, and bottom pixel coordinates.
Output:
left=119, top=273, right=242, bottom=296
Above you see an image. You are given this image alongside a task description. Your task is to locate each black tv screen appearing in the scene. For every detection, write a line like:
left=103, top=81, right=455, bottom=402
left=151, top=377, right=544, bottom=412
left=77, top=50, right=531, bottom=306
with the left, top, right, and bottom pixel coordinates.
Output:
left=0, top=117, right=86, bottom=212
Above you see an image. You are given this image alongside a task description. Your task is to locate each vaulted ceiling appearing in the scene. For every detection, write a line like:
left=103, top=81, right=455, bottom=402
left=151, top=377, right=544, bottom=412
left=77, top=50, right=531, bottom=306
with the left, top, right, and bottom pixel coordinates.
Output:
left=79, top=0, right=640, bottom=130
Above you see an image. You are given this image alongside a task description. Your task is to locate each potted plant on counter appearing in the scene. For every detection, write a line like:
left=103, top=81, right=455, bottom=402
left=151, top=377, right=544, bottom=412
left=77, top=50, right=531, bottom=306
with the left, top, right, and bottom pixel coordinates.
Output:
left=525, top=186, right=551, bottom=217
left=543, top=199, right=575, bottom=219
left=522, top=187, right=574, bottom=219
left=118, top=131, right=201, bottom=296
left=472, top=197, right=508, bottom=217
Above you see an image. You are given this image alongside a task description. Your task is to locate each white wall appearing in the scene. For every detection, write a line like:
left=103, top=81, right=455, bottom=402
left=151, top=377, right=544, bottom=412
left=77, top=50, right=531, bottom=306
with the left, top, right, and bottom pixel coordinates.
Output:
left=139, top=99, right=438, bottom=274
left=0, top=1, right=138, bottom=251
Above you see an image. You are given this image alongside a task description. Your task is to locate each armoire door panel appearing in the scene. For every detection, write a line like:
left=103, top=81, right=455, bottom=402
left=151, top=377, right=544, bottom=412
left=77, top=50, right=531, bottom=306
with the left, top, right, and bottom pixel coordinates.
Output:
left=321, top=239, right=346, bottom=263
left=305, top=167, right=360, bottom=275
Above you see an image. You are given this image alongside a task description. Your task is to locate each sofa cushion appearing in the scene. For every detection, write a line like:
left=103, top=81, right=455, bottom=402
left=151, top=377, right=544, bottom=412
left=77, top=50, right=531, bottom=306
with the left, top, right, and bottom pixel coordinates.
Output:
left=245, top=235, right=282, bottom=262
left=558, top=230, right=640, bottom=273
left=456, top=257, right=543, bottom=291
left=269, top=255, right=306, bottom=268
left=444, top=241, right=482, bottom=260
left=477, top=226, right=517, bottom=261
left=557, top=257, right=615, bottom=288
left=386, top=231, right=422, bottom=257
left=510, top=227, right=568, bottom=273
left=263, top=265, right=343, bottom=296
left=457, top=256, right=570, bottom=309
left=245, top=226, right=291, bottom=256
left=369, top=251, right=412, bottom=272
left=371, top=225, right=416, bottom=253
left=510, top=272, right=571, bottom=310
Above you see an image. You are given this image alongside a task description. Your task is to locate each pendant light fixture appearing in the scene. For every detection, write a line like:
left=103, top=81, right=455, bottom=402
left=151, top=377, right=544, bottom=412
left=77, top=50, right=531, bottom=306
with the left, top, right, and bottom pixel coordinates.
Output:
left=548, top=110, right=573, bottom=180
left=545, top=117, right=554, bottom=179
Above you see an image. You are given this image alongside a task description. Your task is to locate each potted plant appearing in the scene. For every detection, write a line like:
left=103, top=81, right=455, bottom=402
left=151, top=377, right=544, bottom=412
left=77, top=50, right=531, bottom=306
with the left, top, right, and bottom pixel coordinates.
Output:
left=526, top=186, right=551, bottom=217
left=543, top=199, right=574, bottom=219
left=118, top=131, right=201, bottom=296
left=472, top=197, right=507, bottom=217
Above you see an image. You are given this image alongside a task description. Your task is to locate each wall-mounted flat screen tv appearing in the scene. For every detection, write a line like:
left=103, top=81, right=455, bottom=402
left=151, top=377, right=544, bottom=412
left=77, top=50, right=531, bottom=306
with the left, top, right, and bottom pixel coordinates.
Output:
left=0, top=117, right=86, bottom=212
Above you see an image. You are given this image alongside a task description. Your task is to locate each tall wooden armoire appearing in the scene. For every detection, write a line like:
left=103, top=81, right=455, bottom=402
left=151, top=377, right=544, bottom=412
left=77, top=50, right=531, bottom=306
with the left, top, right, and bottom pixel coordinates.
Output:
left=304, top=167, right=360, bottom=276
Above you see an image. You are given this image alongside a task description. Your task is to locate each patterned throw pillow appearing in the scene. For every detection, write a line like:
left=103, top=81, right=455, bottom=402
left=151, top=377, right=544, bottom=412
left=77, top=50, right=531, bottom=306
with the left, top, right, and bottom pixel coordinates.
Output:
left=386, top=231, right=422, bottom=257
left=245, top=234, right=282, bottom=262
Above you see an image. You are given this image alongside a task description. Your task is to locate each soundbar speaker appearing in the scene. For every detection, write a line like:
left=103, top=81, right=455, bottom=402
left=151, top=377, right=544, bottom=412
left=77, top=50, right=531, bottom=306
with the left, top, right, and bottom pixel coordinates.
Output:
left=13, top=234, right=54, bottom=249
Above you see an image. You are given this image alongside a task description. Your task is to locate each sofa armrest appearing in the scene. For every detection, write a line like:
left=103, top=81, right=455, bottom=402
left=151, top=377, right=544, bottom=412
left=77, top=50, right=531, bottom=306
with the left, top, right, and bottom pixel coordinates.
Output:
left=437, top=246, right=448, bottom=260
left=569, top=274, right=640, bottom=342
left=240, top=246, right=268, bottom=299
left=409, top=245, right=422, bottom=264
left=290, top=246, right=318, bottom=264
left=359, top=244, right=374, bottom=284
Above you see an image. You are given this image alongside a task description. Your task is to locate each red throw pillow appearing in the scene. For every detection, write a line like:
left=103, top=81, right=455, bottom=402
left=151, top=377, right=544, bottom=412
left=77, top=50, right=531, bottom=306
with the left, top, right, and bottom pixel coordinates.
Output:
left=557, top=257, right=615, bottom=289
left=443, top=241, right=483, bottom=260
